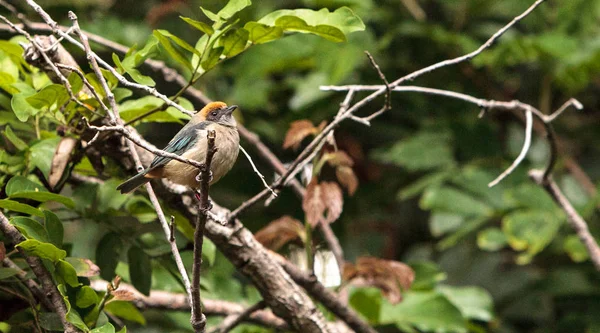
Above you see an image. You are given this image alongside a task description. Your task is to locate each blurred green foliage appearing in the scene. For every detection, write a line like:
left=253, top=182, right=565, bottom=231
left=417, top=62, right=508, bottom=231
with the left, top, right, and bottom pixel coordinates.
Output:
left=1, top=0, right=600, bottom=332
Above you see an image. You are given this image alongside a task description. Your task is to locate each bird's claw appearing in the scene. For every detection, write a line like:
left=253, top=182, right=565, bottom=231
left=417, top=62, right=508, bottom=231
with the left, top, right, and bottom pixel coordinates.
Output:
left=195, top=169, right=213, bottom=183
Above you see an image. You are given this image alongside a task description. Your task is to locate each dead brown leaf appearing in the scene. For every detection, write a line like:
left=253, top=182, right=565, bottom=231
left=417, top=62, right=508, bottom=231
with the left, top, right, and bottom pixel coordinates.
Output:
left=255, top=216, right=305, bottom=251
left=320, top=182, right=343, bottom=224
left=111, top=289, right=136, bottom=301
left=283, top=120, right=317, bottom=150
left=326, top=151, right=354, bottom=167
left=343, top=257, right=415, bottom=304
left=336, top=166, right=359, bottom=195
left=302, top=179, right=325, bottom=226
left=49, top=137, right=77, bottom=189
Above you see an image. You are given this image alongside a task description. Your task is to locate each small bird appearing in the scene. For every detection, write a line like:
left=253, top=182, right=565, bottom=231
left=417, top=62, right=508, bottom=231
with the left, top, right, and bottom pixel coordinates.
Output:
left=117, top=101, right=240, bottom=194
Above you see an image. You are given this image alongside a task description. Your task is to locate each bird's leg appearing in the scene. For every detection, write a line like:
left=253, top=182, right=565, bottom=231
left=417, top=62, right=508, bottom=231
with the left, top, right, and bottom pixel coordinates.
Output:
left=193, top=190, right=213, bottom=212
left=195, top=168, right=213, bottom=183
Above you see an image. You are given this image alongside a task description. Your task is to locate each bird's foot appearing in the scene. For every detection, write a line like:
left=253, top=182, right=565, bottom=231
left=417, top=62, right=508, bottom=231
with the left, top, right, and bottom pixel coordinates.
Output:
left=195, top=169, right=213, bottom=183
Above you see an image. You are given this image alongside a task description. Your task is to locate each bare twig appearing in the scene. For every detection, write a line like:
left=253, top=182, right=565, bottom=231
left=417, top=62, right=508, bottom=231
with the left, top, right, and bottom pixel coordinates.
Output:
left=0, top=212, right=80, bottom=333
left=191, top=130, right=218, bottom=333
left=488, top=108, right=533, bottom=187
left=546, top=97, right=583, bottom=122
left=209, top=300, right=267, bottom=333
left=2, top=257, right=53, bottom=310
left=238, top=145, right=277, bottom=197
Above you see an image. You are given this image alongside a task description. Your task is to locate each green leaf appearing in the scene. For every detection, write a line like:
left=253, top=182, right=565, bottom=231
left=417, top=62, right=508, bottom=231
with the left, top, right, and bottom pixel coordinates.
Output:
left=97, top=179, right=129, bottom=212
left=203, top=238, right=216, bottom=266
left=380, top=291, right=467, bottom=333
left=105, top=301, right=146, bottom=325
left=503, top=210, right=561, bottom=264
left=0, top=267, right=20, bottom=279
left=201, top=46, right=224, bottom=71
left=39, top=312, right=64, bottom=331
left=372, top=132, right=455, bottom=171
left=17, top=239, right=66, bottom=262
left=128, top=245, right=152, bottom=296
left=155, top=30, right=202, bottom=57
left=200, top=7, right=219, bottom=22
left=10, top=93, right=37, bottom=122
left=68, top=72, right=84, bottom=96
left=219, top=28, right=249, bottom=57
left=116, top=327, right=127, bottom=333
left=26, top=84, right=68, bottom=109
left=564, top=235, right=589, bottom=262
left=75, top=286, right=98, bottom=308
left=5, top=175, right=47, bottom=195
left=259, top=7, right=365, bottom=35
left=244, top=22, right=283, bottom=44
left=113, top=88, right=133, bottom=103
left=180, top=16, right=214, bottom=35
left=429, top=213, right=464, bottom=237
left=0, top=199, right=44, bottom=217
left=438, top=285, right=494, bottom=322
left=217, top=0, right=251, bottom=20
left=3, top=126, right=28, bottom=151
left=410, top=261, right=447, bottom=290
left=506, top=183, right=556, bottom=211
left=349, top=287, right=382, bottom=324
left=44, top=210, right=64, bottom=248
left=96, top=233, right=122, bottom=281
left=91, top=323, right=115, bottom=333
left=65, top=257, right=100, bottom=277
left=11, top=216, right=49, bottom=242
left=477, top=227, right=507, bottom=251
left=114, top=53, right=156, bottom=87
left=56, top=259, right=79, bottom=287
left=30, top=137, right=61, bottom=178
left=420, top=187, right=492, bottom=217
left=9, top=191, right=75, bottom=209
left=275, top=16, right=346, bottom=42
left=398, top=169, right=454, bottom=200
left=153, top=30, right=193, bottom=71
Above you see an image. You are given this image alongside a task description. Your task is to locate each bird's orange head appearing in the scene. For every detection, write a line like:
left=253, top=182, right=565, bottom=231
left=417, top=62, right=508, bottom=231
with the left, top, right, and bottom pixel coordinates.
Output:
left=192, top=101, right=238, bottom=127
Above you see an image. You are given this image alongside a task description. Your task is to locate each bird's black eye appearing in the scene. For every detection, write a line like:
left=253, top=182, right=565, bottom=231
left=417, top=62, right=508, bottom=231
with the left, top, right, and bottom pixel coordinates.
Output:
left=211, top=111, right=218, bottom=117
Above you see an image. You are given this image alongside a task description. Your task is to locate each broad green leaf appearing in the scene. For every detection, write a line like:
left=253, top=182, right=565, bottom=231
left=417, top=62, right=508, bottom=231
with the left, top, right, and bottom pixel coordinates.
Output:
left=437, top=215, right=491, bottom=250
left=10, top=93, right=37, bottom=122
left=114, top=53, right=156, bottom=87
left=349, top=287, right=382, bottom=324
left=133, top=36, right=161, bottom=67
left=502, top=210, right=561, bottom=264
left=203, top=238, right=216, bottom=266
left=200, top=7, right=219, bottom=22
left=26, top=84, right=68, bottom=109
left=44, top=210, right=64, bottom=248
left=420, top=187, right=492, bottom=217
left=506, top=183, right=556, bottom=211
left=564, top=235, right=589, bottom=262
left=0, top=267, right=20, bottom=279
left=477, top=227, right=507, bottom=251
left=30, top=137, right=61, bottom=178
left=155, top=30, right=202, bottom=57
left=259, top=7, right=365, bottom=35
left=17, top=239, right=66, bottom=262
left=380, top=291, right=467, bottom=333
left=9, top=191, right=75, bottom=209
left=410, top=261, right=447, bottom=290
left=275, top=16, right=346, bottom=42
left=180, top=16, right=214, bottom=35
left=244, top=22, right=283, bottom=44
left=219, top=28, right=249, bottom=57
left=429, top=213, right=464, bottom=237
left=68, top=72, right=84, bottom=96
left=5, top=175, right=47, bottom=196
left=398, top=169, right=454, bottom=200
left=153, top=30, right=193, bottom=71
left=96, top=233, right=122, bottom=281
left=11, top=216, right=49, bottom=242
left=439, top=285, right=494, bottom=322
left=91, top=323, right=115, bottom=333
left=39, top=312, right=64, bottom=331
left=201, top=46, right=224, bottom=71
left=75, top=286, right=98, bottom=308
left=217, top=0, right=251, bottom=20
left=3, top=126, right=28, bottom=150
left=56, top=259, right=79, bottom=287
left=65, top=257, right=100, bottom=277
left=372, top=132, right=455, bottom=171
left=105, top=301, right=146, bottom=325
left=113, top=88, right=133, bottom=103
left=116, top=327, right=127, bottom=333
left=128, top=246, right=152, bottom=296
left=0, top=199, right=44, bottom=217
left=97, top=179, right=129, bottom=212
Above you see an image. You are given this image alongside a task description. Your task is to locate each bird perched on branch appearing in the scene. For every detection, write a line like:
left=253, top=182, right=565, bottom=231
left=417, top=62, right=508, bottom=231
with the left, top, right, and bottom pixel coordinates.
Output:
left=117, top=102, right=240, bottom=194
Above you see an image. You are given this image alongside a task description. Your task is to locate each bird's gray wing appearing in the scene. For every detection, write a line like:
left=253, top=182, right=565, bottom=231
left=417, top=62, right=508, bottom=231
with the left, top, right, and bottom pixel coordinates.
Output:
left=149, top=121, right=208, bottom=169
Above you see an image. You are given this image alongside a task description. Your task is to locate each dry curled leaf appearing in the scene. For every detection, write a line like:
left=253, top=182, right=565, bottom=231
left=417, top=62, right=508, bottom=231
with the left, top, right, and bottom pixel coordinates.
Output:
left=336, top=166, right=358, bottom=195
left=343, top=257, right=415, bottom=304
left=49, top=137, right=77, bottom=189
left=111, top=289, right=136, bottom=301
left=77, top=258, right=101, bottom=277
left=255, top=216, right=305, bottom=251
left=283, top=120, right=317, bottom=150
left=302, top=180, right=344, bottom=226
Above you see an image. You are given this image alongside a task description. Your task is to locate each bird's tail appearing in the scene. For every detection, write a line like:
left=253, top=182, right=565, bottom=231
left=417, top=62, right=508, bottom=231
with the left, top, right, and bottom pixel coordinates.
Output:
left=116, top=172, right=151, bottom=194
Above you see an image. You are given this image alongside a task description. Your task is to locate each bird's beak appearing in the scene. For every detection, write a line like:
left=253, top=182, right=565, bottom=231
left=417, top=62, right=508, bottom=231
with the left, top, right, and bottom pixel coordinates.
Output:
left=224, top=105, right=238, bottom=115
